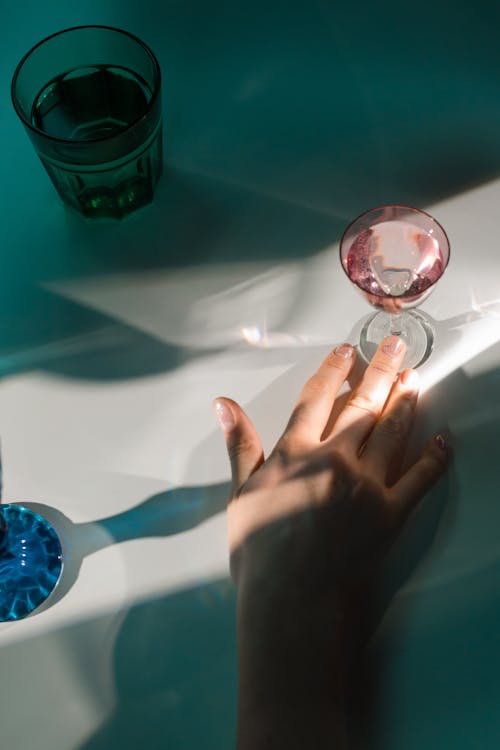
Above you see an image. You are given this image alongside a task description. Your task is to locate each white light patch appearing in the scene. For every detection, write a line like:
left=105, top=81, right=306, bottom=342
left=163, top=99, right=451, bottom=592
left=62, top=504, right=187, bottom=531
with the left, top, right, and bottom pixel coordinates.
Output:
left=241, top=325, right=264, bottom=345
left=419, top=300, right=500, bottom=393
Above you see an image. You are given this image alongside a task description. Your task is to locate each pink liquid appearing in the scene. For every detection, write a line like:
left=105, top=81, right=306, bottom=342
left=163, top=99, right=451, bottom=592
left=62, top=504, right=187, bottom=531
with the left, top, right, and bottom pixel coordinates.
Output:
left=345, top=220, right=444, bottom=306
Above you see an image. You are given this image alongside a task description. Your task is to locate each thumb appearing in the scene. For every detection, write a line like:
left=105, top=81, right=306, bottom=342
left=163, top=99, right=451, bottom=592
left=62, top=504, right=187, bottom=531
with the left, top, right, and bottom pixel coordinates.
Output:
left=213, top=397, right=264, bottom=496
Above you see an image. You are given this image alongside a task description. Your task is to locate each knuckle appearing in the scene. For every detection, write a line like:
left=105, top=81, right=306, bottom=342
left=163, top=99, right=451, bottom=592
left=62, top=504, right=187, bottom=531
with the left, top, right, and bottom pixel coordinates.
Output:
left=228, top=434, right=257, bottom=460
left=370, top=361, right=396, bottom=377
left=270, top=446, right=290, bottom=467
left=270, top=434, right=295, bottom=466
left=426, top=447, right=448, bottom=472
left=304, top=374, right=335, bottom=397
left=378, top=414, right=404, bottom=438
left=327, top=445, right=349, bottom=471
left=324, top=351, right=349, bottom=371
left=397, top=391, right=418, bottom=408
left=286, top=408, right=304, bottom=432
left=285, top=406, right=318, bottom=438
left=385, top=392, right=416, bottom=422
left=348, top=391, right=378, bottom=414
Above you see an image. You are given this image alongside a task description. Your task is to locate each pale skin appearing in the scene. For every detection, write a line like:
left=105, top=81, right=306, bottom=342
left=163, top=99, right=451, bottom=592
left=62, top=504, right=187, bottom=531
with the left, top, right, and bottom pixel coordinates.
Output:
left=214, top=336, right=450, bottom=749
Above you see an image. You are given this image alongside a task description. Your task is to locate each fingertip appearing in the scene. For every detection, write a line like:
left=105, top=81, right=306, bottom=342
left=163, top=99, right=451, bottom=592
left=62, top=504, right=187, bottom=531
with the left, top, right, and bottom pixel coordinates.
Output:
left=433, top=432, right=452, bottom=462
left=380, top=335, right=405, bottom=358
left=421, top=432, right=452, bottom=475
left=333, top=343, right=356, bottom=361
left=214, top=399, right=264, bottom=492
left=400, top=368, right=420, bottom=390
left=392, top=431, right=452, bottom=520
left=213, top=398, right=236, bottom=433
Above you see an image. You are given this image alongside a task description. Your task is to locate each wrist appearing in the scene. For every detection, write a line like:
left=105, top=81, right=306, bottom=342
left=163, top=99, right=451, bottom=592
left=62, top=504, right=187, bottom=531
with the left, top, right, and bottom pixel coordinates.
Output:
left=236, top=611, right=347, bottom=750
left=236, top=580, right=348, bottom=710
left=237, top=565, right=350, bottom=651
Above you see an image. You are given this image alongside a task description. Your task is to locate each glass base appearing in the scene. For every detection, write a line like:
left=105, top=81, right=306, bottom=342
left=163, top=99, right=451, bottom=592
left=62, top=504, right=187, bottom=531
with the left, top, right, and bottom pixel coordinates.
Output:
left=41, top=123, right=163, bottom=221
left=359, top=309, right=434, bottom=369
left=0, top=505, right=63, bottom=622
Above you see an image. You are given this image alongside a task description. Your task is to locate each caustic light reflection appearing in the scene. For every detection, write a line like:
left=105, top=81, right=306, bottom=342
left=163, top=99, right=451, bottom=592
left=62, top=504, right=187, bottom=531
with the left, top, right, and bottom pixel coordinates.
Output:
left=419, top=294, right=500, bottom=394
left=468, top=290, right=500, bottom=318
left=241, top=292, right=500, bottom=394
left=240, top=325, right=309, bottom=348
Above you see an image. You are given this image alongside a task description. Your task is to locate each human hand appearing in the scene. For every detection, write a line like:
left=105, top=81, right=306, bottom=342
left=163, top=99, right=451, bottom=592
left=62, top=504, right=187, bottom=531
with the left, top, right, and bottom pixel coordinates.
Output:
left=214, top=336, right=450, bottom=749
left=215, top=336, right=449, bottom=604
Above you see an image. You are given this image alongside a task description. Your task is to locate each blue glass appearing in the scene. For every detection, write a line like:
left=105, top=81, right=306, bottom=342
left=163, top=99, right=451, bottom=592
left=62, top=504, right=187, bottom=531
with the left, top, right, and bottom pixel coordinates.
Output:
left=0, top=504, right=63, bottom=622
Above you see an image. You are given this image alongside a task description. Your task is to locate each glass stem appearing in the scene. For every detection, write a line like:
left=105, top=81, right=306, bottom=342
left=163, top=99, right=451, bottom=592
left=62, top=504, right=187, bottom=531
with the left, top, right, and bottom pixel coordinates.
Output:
left=389, top=312, right=404, bottom=336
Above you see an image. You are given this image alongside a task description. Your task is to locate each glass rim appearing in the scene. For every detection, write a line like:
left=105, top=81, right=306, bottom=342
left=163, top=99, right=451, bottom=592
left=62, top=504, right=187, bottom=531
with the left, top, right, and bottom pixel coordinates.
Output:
left=11, top=24, right=162, bottom=147
left=339, top=203, right=451, bottom=295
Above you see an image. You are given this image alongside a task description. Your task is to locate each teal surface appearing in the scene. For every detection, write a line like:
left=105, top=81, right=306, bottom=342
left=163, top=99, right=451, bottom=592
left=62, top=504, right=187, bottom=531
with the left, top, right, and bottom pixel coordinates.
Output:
left=2, top=1, right=500, bottom=376
left=1, top=1, right=500, bottom=748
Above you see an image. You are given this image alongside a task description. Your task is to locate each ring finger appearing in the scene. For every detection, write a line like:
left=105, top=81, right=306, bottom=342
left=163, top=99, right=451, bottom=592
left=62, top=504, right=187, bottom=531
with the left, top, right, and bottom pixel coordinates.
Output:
left=328, top=336, right=406, bottom=454
left=360, top=368, right=420, bottom=484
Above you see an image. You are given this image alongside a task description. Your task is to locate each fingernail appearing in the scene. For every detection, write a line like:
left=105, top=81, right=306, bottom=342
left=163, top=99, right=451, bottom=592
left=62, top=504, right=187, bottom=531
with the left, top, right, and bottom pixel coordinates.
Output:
left=382, top=336, right=404, bottom=356
left=434, top=433, right=449, bottom=451
left=214, top=400, right=236, bottom=432
left=334, top=343, right=354, bottom=359
left=400, top=369, right=419, bottom=388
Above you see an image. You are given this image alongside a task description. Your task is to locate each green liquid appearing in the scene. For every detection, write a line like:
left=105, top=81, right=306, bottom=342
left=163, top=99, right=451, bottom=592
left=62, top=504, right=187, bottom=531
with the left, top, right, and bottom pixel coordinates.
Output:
left=31, top=65, right=152, bottom=140
left=30, top=65, right=162, bottom=219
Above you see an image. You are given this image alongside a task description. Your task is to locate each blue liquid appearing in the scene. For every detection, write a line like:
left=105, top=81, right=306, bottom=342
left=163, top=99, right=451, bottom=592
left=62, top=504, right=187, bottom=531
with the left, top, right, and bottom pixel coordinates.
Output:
left=0, top=505, right=63, bottom=622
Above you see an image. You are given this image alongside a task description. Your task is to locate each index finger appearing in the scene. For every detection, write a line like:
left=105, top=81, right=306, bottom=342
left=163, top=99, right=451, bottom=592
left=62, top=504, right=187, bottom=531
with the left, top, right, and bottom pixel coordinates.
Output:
left=283, top=343, right=356, bottom=444
left=328, top=336, right=406, bottom=453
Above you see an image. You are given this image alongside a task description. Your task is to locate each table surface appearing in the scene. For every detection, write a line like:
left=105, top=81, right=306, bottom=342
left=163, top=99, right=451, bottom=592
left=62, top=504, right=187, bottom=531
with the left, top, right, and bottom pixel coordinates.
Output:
left=2, top=2, right=500, bottom=748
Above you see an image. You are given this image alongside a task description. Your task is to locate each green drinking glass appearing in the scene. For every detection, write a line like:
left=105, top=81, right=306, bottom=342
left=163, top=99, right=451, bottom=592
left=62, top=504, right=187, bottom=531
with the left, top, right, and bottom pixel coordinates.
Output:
left=11, top=25, right=163, bottom=220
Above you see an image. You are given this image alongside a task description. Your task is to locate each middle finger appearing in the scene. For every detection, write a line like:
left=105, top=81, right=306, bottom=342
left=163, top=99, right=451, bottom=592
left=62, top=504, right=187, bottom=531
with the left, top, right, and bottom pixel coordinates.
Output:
left=360, top=368, right=420, bottom=483
left=328, top=336, right=406, bottom=454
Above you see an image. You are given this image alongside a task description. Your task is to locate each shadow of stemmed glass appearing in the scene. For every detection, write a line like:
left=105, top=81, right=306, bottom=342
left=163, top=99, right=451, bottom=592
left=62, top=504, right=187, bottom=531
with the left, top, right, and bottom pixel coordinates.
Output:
left=20, top=480, right=230, bottom=616
left=341, top=299, right=500, bottom=398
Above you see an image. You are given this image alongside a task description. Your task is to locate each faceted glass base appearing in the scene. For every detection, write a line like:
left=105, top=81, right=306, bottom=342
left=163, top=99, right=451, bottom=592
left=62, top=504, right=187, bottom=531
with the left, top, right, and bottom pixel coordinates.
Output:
left=0, top=505, right=63, bottom=622
left=359, top=309, right=435, bottom=369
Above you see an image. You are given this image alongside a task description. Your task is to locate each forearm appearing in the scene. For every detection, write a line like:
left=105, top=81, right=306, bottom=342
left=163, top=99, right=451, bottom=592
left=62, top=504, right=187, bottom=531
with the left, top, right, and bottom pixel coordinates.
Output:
left=237, top=654, right=347, bottom=749
left=236, top=585, right=349, bottom=749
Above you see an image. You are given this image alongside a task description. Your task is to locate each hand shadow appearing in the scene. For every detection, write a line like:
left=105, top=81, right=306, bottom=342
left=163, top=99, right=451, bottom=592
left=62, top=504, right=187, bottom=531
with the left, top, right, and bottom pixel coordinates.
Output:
left=344, top=469, right=455, bottom=750
left=77, top=576, right=239, bottom=750
left=71, top=460, right=452, bottom=750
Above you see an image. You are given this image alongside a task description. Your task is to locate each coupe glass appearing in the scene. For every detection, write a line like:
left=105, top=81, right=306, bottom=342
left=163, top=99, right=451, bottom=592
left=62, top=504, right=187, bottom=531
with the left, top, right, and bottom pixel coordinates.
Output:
left=0, top=504, right=62, bottom=621
left=340, top=205, right=450, bottom=369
